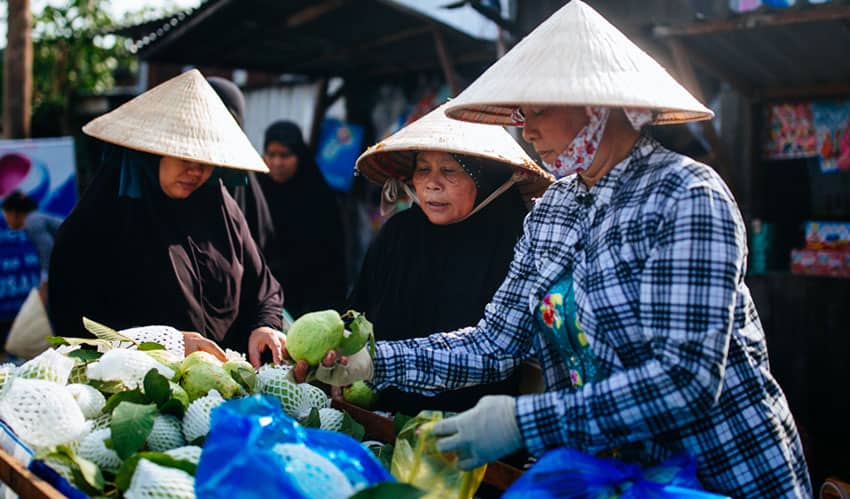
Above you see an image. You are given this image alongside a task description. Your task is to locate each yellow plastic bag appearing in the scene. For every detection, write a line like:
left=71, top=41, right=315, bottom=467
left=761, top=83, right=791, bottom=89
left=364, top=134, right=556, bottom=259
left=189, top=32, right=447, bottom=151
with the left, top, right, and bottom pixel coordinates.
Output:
left=391, top=411, right=486, bottom=499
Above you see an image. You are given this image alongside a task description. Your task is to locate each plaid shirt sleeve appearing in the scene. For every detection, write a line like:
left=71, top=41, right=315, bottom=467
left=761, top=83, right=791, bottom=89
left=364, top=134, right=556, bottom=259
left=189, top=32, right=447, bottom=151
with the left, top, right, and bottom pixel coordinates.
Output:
left=371, top=211, right=542, bottom=395
left=516, top=178, right=747, bottom=455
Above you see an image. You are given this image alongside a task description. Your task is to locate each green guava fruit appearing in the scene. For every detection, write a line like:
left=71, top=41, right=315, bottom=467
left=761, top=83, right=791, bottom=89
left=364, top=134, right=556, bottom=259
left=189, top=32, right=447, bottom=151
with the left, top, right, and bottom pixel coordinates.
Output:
left=286, top=310, right=344, bottom=366
left=181, top=362, right=242, bottom=401
left=223, top=359, right=257, bottom=392
left=337, top=310, right=374, bottom=356
left=168, top=381, right=190, bottom=408
left=343, top=381, right=377, bottom=409
left=179, top=351, right=222, bottom=376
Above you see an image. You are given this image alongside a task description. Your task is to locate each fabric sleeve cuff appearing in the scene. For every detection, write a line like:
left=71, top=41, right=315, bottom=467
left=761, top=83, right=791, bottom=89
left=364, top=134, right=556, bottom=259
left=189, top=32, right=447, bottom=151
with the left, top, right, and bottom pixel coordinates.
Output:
left=516, top=392, right=565, bottom=456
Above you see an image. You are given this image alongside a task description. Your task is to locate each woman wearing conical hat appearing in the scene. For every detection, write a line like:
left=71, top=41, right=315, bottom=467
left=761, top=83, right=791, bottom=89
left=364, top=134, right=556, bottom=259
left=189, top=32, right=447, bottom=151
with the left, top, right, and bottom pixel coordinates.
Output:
left=49, top=70, right=286, bottom=368
left=347, top=103, right=552, bottom=415
left=291, top=2, right=810, bottom=496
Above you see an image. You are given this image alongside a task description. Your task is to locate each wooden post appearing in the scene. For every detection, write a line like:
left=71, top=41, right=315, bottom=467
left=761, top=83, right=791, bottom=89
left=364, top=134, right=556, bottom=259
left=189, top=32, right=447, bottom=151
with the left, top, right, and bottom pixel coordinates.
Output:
left=3, top=0, right=33, bottom=138
left=431, top=27, right=458, bottom=96
left=308, top=78, right=329, bottom=154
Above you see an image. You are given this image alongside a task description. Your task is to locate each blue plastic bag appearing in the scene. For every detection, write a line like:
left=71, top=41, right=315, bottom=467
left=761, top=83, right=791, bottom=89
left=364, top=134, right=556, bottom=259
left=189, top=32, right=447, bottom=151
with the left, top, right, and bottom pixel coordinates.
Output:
left=195, top=395, right=393, bottom=498
left=502, top=448, right=730, bottom=499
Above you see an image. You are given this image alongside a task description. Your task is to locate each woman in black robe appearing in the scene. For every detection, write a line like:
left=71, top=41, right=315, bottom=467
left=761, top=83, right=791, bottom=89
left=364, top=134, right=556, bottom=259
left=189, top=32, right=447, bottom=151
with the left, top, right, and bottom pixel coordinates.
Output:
left=349, top=104, right=554, bottom=415
left=49, top=70, right=285, bottom=367
left=257, top=121, right=346, bottom=318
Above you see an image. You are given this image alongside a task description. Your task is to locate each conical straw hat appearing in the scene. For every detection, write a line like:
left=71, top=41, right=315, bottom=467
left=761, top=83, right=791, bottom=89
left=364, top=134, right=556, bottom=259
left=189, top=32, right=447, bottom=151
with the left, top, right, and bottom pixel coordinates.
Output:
left=446, top=0, right=713, bottom=126
left=356, top=103, right=554, bottom=201
left=82, top=69, right=268, bottom=173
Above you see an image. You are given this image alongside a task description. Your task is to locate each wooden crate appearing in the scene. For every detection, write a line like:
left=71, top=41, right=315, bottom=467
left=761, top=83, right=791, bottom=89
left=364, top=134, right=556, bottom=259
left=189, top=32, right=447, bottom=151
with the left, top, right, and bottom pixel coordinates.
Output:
left=332, top=399, right=524, bottom=491
left=0, top=448, right=65, bottom=499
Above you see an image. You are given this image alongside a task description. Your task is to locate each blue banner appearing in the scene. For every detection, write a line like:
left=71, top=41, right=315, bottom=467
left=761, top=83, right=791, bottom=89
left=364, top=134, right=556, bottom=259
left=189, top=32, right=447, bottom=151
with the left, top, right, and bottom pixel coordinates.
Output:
left=0, top=137, right=77, bottom=319
left=315, top=119, right=363, bottom=192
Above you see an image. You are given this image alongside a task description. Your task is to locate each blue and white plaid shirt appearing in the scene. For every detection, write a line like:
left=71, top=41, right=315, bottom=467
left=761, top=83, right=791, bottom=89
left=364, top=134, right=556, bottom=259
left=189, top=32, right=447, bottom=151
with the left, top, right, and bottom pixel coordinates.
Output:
left=373, top=136, right=811, bottom=498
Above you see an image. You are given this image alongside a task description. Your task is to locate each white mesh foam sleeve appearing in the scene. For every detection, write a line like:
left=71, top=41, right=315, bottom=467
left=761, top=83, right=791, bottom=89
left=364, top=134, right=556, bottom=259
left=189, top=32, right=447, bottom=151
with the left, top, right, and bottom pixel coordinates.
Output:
left=0, top=378, right=88, bottom=449
left=182, top=389, right=224, bottom=443
left=78, top=428, right=122, bottom=473
left=118, top=326, right=185, bottom=358
left=164, top=446, right=203, bottom=466
left=257, top=366, right=306, bottom=418
left=0, top=363, right=16, bottom=399
left=318, top=408, right=344, bottom=432
left=17, top=349, right=74, bottom=385
left=147, top=415, right=186, bottom=452
left=272, top=443, right=354, bottom=499
left=66, top=383, right=106, bottom=419
left=125, top=459, right=196, bottom=499
left=86, top=349, right=175, bottom=389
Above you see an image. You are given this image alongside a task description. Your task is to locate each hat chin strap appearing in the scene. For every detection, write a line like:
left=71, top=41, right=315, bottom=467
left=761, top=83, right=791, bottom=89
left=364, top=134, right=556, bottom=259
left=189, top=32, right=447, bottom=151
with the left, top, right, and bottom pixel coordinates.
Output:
left=380, top=177, right=420, bottom=217
left=380, top=171, right=526, bottom=222
left=453, top=171, right=526, bottom=224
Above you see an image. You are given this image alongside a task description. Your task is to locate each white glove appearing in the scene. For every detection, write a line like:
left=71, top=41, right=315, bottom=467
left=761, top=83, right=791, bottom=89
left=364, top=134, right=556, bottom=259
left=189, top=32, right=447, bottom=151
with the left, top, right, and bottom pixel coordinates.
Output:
left=314, top=347, right=374, bottom=386
left=432, top=395, right=523, bottom=470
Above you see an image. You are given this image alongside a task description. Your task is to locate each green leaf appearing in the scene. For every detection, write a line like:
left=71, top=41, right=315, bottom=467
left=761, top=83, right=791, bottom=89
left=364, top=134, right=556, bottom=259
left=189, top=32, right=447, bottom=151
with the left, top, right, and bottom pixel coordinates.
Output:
left=115, top=452, right=198, bottom=492
left=46, top=336, right=69, bottom=346
left=104, top=389, right=147, bottom=414
left=300, top=407, right=321, bottom=428
left=39, top=445, right=105, bottom=493
left=82, top=317, right=138, bottom=345
left=111, top=402, right=157, bottom=459
left=340, top=411, right=366, bottom=441
left=393, top=413, right=413, bottom=436
left=366, top=442, right=394, bottom=470
left=89, top=379, right=130, bottom=394
left=143, top=369, right=171, bottom=407
left=349, top=483, right=426, bottom=499
left=48, top=336, right=114, bottom=350
left=67, top=348, right=102, bottom=362
left=138, top=342, right=166, bottom=351
left=159, top=398, right=185, bottom=418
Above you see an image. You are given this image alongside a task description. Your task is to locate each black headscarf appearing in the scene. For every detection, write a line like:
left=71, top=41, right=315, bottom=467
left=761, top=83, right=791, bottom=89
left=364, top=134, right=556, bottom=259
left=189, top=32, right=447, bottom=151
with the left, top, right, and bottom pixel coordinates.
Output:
left=207, top=76, right=275, bottom=257
left=257, top=121, right=346, bottom=317
left=48, top=145, right=283, bottom=353
left=348, top=160, right=526, bottom=414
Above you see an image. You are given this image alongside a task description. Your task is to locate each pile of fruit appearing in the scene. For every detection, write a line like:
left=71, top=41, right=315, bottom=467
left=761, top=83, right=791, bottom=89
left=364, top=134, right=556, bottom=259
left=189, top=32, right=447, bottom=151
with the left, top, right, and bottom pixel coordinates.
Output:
left=0, top=312, right=387, bottom=499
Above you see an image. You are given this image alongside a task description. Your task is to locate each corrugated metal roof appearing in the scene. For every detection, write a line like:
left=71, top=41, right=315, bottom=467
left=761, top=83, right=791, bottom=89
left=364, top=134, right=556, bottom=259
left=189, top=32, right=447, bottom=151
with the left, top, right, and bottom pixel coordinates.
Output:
left=114, top=0, right=496, bottom=80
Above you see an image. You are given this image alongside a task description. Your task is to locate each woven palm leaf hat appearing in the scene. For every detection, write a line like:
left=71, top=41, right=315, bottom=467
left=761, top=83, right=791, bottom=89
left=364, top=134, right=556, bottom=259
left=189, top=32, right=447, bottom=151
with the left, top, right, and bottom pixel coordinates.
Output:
left=82, top=69, right=268, bottom=173
left=356, top=103, right=554, bottom=202
left=445, top=0, right=713, bottom=126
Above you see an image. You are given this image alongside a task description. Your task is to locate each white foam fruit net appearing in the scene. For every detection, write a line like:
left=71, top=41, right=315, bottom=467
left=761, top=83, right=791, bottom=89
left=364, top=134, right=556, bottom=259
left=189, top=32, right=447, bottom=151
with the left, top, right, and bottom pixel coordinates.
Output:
left=0, top=378, right=88, bottom=449
left=87, top=349, right=175, bottom=389
left=17, top=349, right=75, bottom=385
left=318, top=408, right=344, bottom=432
left=258, top=365, right=308, bottom=418
left=164, top=445, right=203, bottom=466
left=66, top=383, right=106, bottom=419
left=272, top=443, right=354, bottom=499
left=125, top=459, right=196, bottom=499
left=147, top=415, right=186, bottom=452
left=0, top=363, right=16, bottom=399
left=302, top=383, right=330, bottom=409
left=119, top=325, right=186, bottom=358
left=90, top=413, right=111, bottom=431
left=182, top=389, right=224, bottom=443
left=78, top=428, right=122, bottom=473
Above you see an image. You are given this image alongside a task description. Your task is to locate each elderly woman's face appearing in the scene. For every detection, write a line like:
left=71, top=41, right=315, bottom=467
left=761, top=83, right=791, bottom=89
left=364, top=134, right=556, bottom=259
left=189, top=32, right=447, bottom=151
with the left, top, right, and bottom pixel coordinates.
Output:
left=159, top=156, right=214, bottom=199
left=264, top=141, right=299, bottom=184
left=520, top=105, right=588, bottom=164
left=412, top=151, right=477, bottom=225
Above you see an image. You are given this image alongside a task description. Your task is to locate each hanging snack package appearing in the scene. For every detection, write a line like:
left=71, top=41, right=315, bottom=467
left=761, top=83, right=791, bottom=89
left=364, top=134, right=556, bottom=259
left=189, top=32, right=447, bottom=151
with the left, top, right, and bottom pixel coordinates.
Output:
left=391, top=411, right=486, bottom=499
